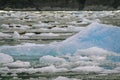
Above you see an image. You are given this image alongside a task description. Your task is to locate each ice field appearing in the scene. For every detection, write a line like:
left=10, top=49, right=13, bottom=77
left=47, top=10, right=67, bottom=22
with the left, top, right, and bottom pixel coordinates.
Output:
left=0, top=11, right=120, bottom=80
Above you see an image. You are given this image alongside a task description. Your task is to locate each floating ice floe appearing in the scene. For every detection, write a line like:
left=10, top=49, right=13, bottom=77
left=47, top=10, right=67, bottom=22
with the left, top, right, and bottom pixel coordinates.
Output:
left=0, top=22, right=120, bottom=56
left=0, top=53, right=13, bottom=64
left=32, top=22, right=52, bottom=28
left=72, top=66, right=104, bottom=73
left=67, top=18, right=100, bottom=25
left=39, top=33, right=60, bottom=36
left=0, top=32, right=11, bottom=38
left=54, top=76, right=81, bottom=80
left=0, top=22, right=120, bottom=73
left=39, top=55, right=66, bottom=66
left=13, top=31, right=20, bottom=39
left=9, top=65, right=68, bottom=74
left=51, top=27, right=67, bottom=31
left=24, top=33, right=36, bottom=36
left=37, top=65, right=68, bottom=73
left=0, top=24, right=9, bottom=29
left=12, top=31, right=29, bottom=39
left=0, top=67, right=9, bottom=74
left=1, top=24, right=30, bottom=29
left=3, top=60, right=31, bottom=68
left=67, top=25, right=85, bottom=31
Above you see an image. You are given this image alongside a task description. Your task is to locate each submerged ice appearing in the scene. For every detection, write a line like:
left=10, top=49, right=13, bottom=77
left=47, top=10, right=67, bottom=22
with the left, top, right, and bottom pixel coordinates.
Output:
left=0, top=22, right=120, bottom=56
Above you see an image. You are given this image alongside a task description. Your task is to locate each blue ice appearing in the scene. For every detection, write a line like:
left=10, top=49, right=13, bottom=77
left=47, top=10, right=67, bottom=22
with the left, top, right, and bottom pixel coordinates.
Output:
left=59, top=22, right=120, bottom=54
left=0, top=22, right=120, bottom=56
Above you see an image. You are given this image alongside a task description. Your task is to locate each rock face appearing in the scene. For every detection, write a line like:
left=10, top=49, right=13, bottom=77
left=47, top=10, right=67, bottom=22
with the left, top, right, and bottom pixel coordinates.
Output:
left=0, top=0, right=119, bottom=10
left=0, top=0, right=79, bottom=10
left=84, top=0, right=120, bottom=10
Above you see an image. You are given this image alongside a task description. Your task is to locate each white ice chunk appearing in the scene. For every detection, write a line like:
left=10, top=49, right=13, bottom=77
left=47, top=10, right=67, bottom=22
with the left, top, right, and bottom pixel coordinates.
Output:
left=51, top=27, right=67, bottom=31
left=10, top=65, right=68, bottom=74
left=39, top=55, right=66, bottom=65
left=0, top=32, right=11, bottom=38
left=39, top=33, right=59, bottom=36
left=32, top=22, right=52, bottom=28
left=38, top=65, right=68, bottom=73
left=24, top=33, right=35, bottom=36
left=67, top=25, right=85, bottom=31
left=3, top=60, right=31, bottom=68
left=0, top=53, right=13, bottom=64
left=0, top=24, right=9, bottom=29
left=72, top=66, right=104, bottom=72
left=0, top=67, right=9, bottom=74
left=13, top=31, right=20, bottom=39
left=54, top=76, right=81, bottom=80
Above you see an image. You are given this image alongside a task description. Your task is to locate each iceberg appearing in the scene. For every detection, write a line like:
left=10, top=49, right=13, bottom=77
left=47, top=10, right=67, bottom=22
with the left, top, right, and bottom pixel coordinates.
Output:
left=0, top=22, right=120, bottom=56
left=59, top=22, right=120, bottom=54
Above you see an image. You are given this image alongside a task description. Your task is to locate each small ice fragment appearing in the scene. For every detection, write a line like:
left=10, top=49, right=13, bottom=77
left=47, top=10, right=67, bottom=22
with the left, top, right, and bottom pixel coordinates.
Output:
left=0, top=53, right=13, bottom=64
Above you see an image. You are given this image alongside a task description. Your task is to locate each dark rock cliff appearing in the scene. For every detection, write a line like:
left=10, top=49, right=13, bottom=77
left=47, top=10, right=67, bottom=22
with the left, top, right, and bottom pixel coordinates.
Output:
left=0, top=0, right=119, bottom=10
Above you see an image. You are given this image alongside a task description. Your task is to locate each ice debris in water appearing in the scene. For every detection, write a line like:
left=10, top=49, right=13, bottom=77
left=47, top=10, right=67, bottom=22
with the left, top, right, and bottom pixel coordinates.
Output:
left=13, top=31, right=20, bottom=39
left=54, top=76, right=81, bottom=80
left=0, top=22, right=120, bottom=56
left=39, top=33, right=59, bottom=36
left=3, top=60, right=31, bottom=68
left=39, top=55, right=66, bottom=66
left=32, top=22, right=52, bottom=28
left=0, top=32, right=11, bottom=38
left=72, top=66, right=104, bottom=73
left=37, top=65, right=68, bottom=73
left=0, top=67, right=10, bottom=74
left=0, top=24, right=9, bottom=29
left=0, top=47, right=119, bottom=73
left=0, top=53, right=13, bottom=64
left=6, top=65, right=68, bottom=74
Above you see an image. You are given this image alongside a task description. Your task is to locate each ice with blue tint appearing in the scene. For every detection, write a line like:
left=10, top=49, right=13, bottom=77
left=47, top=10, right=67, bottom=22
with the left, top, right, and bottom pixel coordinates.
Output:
left=0, top=22, right=120, bottom=56
left=59, top=22, right=120, bottom=54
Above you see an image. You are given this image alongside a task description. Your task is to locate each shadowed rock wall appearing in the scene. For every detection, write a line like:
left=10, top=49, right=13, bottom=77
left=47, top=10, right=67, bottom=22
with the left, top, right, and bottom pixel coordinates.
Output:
left=0, top=0, right=119, bottom=10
